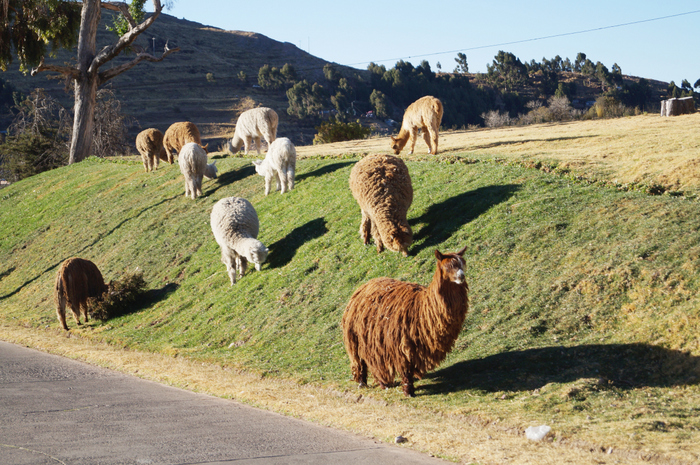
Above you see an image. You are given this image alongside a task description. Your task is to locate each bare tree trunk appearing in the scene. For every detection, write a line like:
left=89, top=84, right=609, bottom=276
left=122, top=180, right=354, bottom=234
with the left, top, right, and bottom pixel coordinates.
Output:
left=30, top=0, right=176, bottom=164
left=69, top=0, right=100, bottom=165
left=70, top=76, right=99, bottom=164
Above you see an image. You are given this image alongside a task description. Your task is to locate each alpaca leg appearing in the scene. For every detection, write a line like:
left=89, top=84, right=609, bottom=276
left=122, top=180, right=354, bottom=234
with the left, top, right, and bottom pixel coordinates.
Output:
left=69, top=303, right=82, bottom=325
left=359, top=211, right=372, bottom=245
left=153, top=154, right=159, bottom=171
left=264, top=174, right=272, bottom=196
left=244, top=136, right=253, bottom=155
left=195, top=176, right=203, bottom=198
left=275, top=170, right=284, bottom=193
left=409, top=128, right=419, bottom=154
left=421, top=127, right=433, bottom=153
left=81, top=302, right=89, bottom=323
left=286, top=166, right=295, bottom=191
left=56, top=294, right=69, bottom=331
left=402, top=371, right=415, bottom=397
left=347, top=338, right=368, bottom=387
left=370, top=222, right=384, bottom=253
left=354, top=360, right=368, bottom=387
left=254, top=137, right=262, bottom=155
left=236, top=255, right=248, bottom=280
left=426, top=125, right=439, bottom=154
left=221, top=248, right=237, bottom=285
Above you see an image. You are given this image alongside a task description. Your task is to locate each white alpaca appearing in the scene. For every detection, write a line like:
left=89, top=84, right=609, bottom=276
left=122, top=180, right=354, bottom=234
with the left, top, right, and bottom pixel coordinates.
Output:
left=178, top=142, right=217, bottom=199
left=253, top=137, right=296, bottom=195
left=210, top=197, right=269, bottom=285
left=229, top=107, right=278, bottom=154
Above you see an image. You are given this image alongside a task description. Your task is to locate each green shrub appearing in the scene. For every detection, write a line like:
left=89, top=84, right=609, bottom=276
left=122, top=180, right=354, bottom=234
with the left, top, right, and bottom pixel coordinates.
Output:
left=313, top=118, right=371, bottom=144
left=0, top=132, right=68, bottom=182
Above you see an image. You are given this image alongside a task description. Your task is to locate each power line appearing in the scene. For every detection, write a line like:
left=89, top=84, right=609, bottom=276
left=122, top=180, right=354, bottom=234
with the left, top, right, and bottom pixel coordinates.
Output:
left=345, top=9, right=700, bottom=67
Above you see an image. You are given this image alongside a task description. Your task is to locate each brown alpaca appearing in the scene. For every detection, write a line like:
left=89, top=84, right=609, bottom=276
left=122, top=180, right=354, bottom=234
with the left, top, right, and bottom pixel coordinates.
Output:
left=135, top=128, right=167, bottom=172
left=349, top=154, right=413, bottom=256
left=54, top=258, right=109, bottom=331
left=342, top=246, right=469, bottom=397
left=391, top=95, right=443, bottom=155
left=163, top=121, right=208, bottom=164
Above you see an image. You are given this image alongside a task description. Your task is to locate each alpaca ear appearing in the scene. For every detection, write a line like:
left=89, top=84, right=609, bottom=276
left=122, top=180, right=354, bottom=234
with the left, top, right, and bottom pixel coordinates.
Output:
left=252, top=160, right=262, bottom=166
left=390, top=136, right=397, bottom=142
left=434, top=249, right=445, bottom=261
left=456, top=245, right=467, bottom=256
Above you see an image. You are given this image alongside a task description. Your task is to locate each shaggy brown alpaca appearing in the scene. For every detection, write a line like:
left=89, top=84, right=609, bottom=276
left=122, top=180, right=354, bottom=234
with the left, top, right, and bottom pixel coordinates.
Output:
left=135, top=128, right=167, bottom=172
left=54, top=258, right=109, bottom=331
left=342, top=246, right=469, bottom=397
left=391, top=95, right=443, bottom=155
left=349, top=154, right=413, bottom=256
left=163, top=121, right=208, bottom=164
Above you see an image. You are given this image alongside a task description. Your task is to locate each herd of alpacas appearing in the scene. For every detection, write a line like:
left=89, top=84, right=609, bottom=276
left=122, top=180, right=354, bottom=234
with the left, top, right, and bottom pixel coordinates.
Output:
left=55, top=96, right=467, bottom=397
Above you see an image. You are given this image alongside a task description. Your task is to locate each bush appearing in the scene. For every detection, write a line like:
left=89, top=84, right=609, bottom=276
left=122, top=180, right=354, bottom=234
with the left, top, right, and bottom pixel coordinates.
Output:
left=481, top=110, right=513, bottom=128
left=589, top=96, right=638, bottom=119
left=0, top=89, right=70, bottom=181
left=313, top=118, right=371, bottom=144
left=0, top=132, right=68, bottom=182
left=87, top=269, right=147, bottom=321
left=92, top=88, right=137, bottom=158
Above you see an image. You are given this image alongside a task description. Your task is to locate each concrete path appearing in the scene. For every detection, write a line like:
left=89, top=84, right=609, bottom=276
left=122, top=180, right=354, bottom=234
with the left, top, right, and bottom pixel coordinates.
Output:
left=0, top=341, right=448, bottom=465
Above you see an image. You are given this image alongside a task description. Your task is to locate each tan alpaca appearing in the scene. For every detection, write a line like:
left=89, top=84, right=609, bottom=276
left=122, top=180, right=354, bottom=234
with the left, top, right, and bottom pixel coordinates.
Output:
left=390, top=96, right=443, bottom=155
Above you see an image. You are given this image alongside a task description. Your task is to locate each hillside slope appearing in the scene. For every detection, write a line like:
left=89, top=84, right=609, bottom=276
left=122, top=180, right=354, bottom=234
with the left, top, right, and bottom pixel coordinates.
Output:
left=2, top=116, right=700, bottom=464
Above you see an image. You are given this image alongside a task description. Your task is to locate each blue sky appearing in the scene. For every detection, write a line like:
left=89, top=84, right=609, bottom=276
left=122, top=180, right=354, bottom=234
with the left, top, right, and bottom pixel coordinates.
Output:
left=163, top=1, right=699, bottom=84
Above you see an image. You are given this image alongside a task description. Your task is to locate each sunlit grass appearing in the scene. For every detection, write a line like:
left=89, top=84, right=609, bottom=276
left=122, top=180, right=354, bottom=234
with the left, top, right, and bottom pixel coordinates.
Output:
left=2, top=115, right=700, bottom=463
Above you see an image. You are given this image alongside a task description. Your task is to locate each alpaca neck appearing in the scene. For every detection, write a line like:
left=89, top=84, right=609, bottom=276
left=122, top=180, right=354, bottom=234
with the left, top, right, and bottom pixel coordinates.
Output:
left=395, top=128, right=411, bottom=147
left=425, top=267, right=469, bottom=326
left=231, top=134, right=244, bottom=152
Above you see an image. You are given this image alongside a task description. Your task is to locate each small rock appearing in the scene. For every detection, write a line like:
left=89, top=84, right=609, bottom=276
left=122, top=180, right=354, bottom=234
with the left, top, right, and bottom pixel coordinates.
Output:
left=525, top=425, right=551, bottom=441
left=395, top=435, right=408, bottom=444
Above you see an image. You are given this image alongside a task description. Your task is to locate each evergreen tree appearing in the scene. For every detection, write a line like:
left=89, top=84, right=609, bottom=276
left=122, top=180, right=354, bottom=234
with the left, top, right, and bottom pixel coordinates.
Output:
left=453, top=52, right=468, bottom=74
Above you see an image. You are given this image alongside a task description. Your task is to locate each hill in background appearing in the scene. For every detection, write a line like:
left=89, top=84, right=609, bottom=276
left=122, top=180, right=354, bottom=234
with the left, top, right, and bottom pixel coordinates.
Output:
left=0, top=11, right=357, bottom=146
left=0, top=12, right=672, bottom=150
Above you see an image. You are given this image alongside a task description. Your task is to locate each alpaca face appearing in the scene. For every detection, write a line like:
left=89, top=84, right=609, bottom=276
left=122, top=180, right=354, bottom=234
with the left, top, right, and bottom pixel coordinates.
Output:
left=435, top=250, right=467, bottom=285
left=390, top=136, right=404, bottom=155
left=390, top=224, right=413, bottom=256
left=252, top=159, right=270, bottom=177
left=247, top=247, right=269, bottom=271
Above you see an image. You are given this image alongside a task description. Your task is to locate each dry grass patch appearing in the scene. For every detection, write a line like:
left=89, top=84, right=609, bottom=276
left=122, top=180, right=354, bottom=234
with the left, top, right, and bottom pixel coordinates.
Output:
left=0, top=324, right=668, bottom=465
left=299, top=113, right=700, bottom=194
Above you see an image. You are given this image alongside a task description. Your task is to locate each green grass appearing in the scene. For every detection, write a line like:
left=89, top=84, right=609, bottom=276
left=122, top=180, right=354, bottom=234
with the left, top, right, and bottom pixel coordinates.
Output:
left=2, top=152, right=700, bottom=461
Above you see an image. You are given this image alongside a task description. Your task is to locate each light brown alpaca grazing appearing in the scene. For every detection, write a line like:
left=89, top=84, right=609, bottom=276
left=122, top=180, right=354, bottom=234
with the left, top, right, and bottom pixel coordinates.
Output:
left=391, top=95, right=443, bottom=155
left=54, top=257, right=109, bottom=331
left=349, top=154, right=413, bottom=256
left=342, top=246, right=469, bottom=397
left=135, top=128, right=167, bottom=172
left=163, top=121, right=208, bottom=164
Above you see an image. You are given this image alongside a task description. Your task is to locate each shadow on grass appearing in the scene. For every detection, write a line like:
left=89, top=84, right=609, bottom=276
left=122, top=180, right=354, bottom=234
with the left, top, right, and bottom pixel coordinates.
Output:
left=267, top=218, right=328, bottom=269
left=0, top=195, right=182, bottom=301
left=91, top=283, right=180, bottom=323
left=422, top=344, right=700, bottom=395
left=296, top=162, right=354, bottom=183
left=122, top=283, right=179, bottom=316
left=470, top=135, right=597, bottom=151
left=409, top=184, right=519, bottom=254
left=207, top=165, right=256, bottom=195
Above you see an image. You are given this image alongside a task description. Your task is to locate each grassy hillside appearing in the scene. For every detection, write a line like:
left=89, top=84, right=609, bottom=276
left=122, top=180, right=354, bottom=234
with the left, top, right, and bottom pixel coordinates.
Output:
left=2, top=115, right=700, bottom=464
